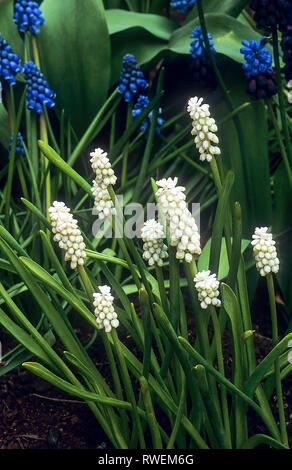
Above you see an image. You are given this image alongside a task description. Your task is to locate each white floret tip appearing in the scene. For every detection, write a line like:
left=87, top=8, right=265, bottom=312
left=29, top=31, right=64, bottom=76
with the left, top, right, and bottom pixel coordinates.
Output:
left=187, top=97, right=221, bottom=162
left=141, top=219, right=168, bottom=267
left=156, top=177, right=201, bottom=263
left=49, top=201, right=86, bottom=270
left=93, top=285, right=119, bottom=333
left=90, top=148, right=117, bottom=219
left=194, top=270, right=221, bottom=310
left=251, top=227, right=279, bottom=277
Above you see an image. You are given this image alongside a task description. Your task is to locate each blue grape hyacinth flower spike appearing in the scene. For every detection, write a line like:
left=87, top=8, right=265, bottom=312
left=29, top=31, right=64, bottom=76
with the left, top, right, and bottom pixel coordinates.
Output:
left=0, top=34, right=24, bottom=86
left=8, top=132, right=25, bottom=159
left=170, top=0, right=197, bottom=13
left=14, top=0, right=45, bottom=34
left=240, top=38, right=277, bottom=99
left=24, top=61, right=55, bottom=114
left=132, top=95, right=164, bottom=138
left=189, top=26, right=217, bottom=87
left=118, top=54, right=148, bottom=103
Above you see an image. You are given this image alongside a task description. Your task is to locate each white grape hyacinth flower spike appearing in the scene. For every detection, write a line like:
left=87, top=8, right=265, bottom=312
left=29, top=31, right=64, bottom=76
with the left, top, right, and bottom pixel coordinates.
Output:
left=187, top=96, right=221, bottom=162
left=194, top=270, right=221, bottom=310
left=93, top=285, right=119, bottom=333
left=141, top=219, right=168, bottom=267
left=90, top=147, right=117, bottom=219
left=156, top=177, right=201, bottom=263
left=251, top=227, right=279, bottom=277
left=49, top=201, right=86, bottom=269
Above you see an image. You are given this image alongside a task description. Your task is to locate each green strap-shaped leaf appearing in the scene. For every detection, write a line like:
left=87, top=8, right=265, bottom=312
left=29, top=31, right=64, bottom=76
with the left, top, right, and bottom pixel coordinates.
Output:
left=38, top=0, right=111, bottom=133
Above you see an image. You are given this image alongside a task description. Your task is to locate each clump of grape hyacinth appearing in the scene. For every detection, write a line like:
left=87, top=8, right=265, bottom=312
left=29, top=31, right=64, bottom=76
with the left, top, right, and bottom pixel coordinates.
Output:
left=132, top=95, right=164, bottom=137
left=190, top=27, right=217, bottom=88
left=141, top=219, right=168, bottom=267
left=14, top=1, right=45, bottom=34
left=251, top=227, right=280, bottom=276
left=170, top=0, right=197, bottom=13
left=24, top=61, right=55, bottom=113
left=250, top=0, right=292, bottom=32
left=0, top=34, right=24, bottom=85
left=93, top=286, right=119, bottom=333
left=49, top=201, right=87, bottom=270
left=156, top=177, right=201, bottom=263
left=240, top=38, right=277, bottom=99
left=194, top=270, right=221, bottom=310
left=118, top=54, right=148, bottom=103
left=187, top=97, right=220, bottom=162
left=90, top=148, right=116, bottom=219
left=8, top=132, right=25, bottom=158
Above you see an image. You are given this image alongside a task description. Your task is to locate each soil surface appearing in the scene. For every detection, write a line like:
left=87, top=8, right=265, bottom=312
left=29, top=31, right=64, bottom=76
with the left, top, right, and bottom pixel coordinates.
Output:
left=1, top=283, right=292, bottom=449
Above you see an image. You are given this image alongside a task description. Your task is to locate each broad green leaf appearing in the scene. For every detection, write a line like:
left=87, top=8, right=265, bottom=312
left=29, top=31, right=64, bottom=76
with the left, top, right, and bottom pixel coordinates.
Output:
left=198, top=237, right=250, bottom=280
left=0, top=104, right=10, bottom=150
left=186, top=0, right=250, bottom=22
left=216, top=61, right=272, bottom=231
left=0, top=0, right=24, bottom=59
left=105, top=9, right=176, bottom=40
left=169, top=14, right=263, bottom=63
left=38, top=0, right=111, bottom=133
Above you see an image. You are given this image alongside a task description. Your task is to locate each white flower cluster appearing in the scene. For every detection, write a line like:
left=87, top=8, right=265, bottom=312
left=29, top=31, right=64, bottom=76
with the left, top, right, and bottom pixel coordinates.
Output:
left=187, top=96, right=221, bottom=162
left=156, top=177, right=201, bottom=263
left=251, top=227, right=280, bottom=277
left=93, top=285, right=119, bottom=332
left=49, top=201, right=86, bottom=269
left=141, top=219, right=168, bottom=267
left=194, top=270, right=221, bottom=309
left=90, top=148, right=117, bottom=219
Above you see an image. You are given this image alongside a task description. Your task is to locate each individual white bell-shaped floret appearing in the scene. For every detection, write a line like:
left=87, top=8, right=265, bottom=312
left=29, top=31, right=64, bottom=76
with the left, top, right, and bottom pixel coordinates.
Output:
left=194, top=270, right=221, bottom=310
left=141, top=219, right=168, bottom=267
left=187, top=96, right=221, bottom=162
left=156, top=177, right=201, bottom=263
left=90, top=147, right=116, bottom=219
left=93, top=285, right=119, bottom=333
left=251, top=227, right=280, bottom=277
left=49, top=201, right=86, bottom=269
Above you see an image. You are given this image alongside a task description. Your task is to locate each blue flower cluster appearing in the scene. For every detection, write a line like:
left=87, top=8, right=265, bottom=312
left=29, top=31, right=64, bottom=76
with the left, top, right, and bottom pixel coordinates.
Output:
left=132, top=95, right=164, bottom=138
left=0, top=33, right=23, bottom=85
left=24, top=61, right=55, bottom=113
left=8, top=132, right=25, bottom=159
left=240, top=38, right=273, bottom=78
left=190, top=27, right=215, bottom=59
left=240, top=38, right=277, bottom=99
left=170, top=0, right=197, bottom=13
left=189, top=26, right=217, bottom=88
left=118, top=54, right=148, bottom=103
left=250, top=0, right=292, bottom=31
left=14, top=0, right=45, bottom=34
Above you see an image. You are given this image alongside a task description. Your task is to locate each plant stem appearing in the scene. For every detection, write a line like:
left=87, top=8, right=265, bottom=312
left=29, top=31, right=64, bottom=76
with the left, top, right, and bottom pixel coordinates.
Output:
left=111, top=329, right=146, bottom=448
left=266, top=273, right=288, bottom=446
left=272, top=27, right=292, bottom=168
left=121, top=103, right=132, bottom=187
left=210, top=306, right=232, bottom=448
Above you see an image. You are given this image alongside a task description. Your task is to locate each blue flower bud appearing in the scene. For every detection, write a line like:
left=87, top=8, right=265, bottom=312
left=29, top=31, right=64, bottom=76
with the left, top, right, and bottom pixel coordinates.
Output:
left=118, top=54, right=148, bottom=103
left=24, top=61, right=55, bottom=113
left=14, top=0, right=45, bottom=35
left=0, top=34, right=24, bottom=85
left=240, top=37, right=273, bottom=78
